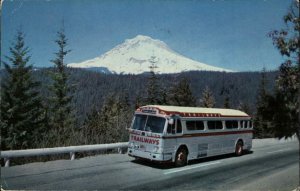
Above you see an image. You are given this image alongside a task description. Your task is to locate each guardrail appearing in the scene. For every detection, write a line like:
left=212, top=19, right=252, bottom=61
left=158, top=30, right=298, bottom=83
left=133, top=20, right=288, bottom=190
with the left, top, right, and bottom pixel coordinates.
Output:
left=0, top=142, right=128, bottom=167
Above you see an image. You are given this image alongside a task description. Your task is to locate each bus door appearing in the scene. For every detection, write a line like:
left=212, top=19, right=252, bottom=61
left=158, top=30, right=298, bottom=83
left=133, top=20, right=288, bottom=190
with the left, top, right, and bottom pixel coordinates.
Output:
left=164, top=116, right=183, bottom=156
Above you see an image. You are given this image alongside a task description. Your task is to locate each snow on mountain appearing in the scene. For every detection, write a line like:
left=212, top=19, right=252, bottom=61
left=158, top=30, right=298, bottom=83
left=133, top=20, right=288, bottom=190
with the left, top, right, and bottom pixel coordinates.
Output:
left=68, top=35, right=232, bottom=74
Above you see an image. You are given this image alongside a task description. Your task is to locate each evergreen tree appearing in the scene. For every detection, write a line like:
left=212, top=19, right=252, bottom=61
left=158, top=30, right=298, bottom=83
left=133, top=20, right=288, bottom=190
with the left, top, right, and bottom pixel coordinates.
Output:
left=168, top=77, right=196, bottom=106
left=0, top=31, right=46, bottom=150
left=254, top=68, right=273, bottom=138
left=82, top=108, right=102, bottom=144
left=145, top=56, right=161, bottom=104
left=160, top=87, right=169, bottom=105
left=135, top=92, right=144, bottom=109
left=83, top=92, right=132, bottom=144
left=98, top=95, right=116, bottom=143
left=199, top=86, right=215, bottom=108
left=220, top=73, right=231, bottom=109
left=267, top=1, right=299, bottom=140
left=223, top=96, right=230, bottom=109
left=48, top=27, right=75, bottom=145
left=111, top=92, right=132, bottom=142
left=237, top=102, right=251, bottom=115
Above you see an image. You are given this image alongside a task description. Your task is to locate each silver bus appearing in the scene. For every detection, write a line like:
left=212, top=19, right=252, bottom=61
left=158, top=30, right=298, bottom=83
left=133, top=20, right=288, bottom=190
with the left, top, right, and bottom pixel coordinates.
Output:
left=128, top=105, right=253, bottom=167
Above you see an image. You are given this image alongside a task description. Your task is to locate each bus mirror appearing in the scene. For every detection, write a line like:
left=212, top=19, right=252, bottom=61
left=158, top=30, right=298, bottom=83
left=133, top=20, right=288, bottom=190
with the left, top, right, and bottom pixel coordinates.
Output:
left=168, top=118, right=174, bottom=125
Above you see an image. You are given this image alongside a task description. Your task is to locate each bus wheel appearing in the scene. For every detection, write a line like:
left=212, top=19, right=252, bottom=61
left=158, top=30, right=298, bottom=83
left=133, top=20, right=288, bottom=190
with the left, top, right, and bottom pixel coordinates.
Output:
left=175, top=148, right=188, bottom=167
left=235, top=141, right=243, bottom=156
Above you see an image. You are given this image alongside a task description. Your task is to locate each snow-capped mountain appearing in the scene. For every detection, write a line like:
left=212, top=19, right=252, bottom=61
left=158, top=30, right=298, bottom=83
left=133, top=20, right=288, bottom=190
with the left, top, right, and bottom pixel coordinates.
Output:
left=68, top=35, right=232, bottom=74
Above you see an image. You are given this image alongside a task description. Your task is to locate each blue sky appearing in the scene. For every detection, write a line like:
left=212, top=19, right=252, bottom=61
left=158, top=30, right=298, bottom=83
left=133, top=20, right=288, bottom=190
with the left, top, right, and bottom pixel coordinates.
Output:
left=2, top=0, right=293, bottom=71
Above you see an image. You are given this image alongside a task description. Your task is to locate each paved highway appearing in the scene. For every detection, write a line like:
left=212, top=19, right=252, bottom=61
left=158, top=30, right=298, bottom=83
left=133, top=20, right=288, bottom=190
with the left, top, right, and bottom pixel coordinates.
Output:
left=1, top=138, right=299, bottom=190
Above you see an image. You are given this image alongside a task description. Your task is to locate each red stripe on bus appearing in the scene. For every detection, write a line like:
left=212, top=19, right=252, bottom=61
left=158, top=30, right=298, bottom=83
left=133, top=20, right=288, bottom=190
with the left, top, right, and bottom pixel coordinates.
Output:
left=162, top=130, right=253, bottom=139
left=163, top=111, right=249, bottom=118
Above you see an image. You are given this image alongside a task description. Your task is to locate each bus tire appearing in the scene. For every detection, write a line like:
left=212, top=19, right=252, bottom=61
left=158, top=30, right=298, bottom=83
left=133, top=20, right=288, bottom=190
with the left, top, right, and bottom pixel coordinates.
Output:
left=235, top=141, right=243, bottom=156
left=175, top=148, right=188, bottom=167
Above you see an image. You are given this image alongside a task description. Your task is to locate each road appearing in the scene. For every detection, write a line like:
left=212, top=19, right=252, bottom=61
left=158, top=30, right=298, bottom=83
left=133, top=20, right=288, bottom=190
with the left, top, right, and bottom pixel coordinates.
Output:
left=1, top=138, right=299, bottom=190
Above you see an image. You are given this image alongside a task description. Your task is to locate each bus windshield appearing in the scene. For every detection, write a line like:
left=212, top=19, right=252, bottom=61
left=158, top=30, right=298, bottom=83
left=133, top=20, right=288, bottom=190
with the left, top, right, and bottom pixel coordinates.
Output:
left=132, top=114, right=166, bottom=134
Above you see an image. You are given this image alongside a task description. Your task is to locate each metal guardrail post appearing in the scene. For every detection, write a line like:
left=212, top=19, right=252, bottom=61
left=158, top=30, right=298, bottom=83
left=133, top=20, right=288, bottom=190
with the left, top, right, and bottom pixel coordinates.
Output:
left=70, top=152, right=75, bottom=160
left=4, top=158, right=10, bottom=167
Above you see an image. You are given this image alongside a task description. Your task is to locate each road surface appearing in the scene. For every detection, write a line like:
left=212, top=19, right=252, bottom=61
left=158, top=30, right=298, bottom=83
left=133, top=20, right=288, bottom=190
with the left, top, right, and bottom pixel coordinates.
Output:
left=1, top=138, right=299, bottom=190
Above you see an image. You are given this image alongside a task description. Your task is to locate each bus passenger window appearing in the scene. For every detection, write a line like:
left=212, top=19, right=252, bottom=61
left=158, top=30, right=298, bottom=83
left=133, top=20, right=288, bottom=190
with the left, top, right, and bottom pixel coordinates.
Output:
left=186, top=121, right=195, bottom=131
left=177, top=119, right=182, bottom=133
left=249, top=121, right=253, bottom=128
left=225, top=121, right=238, bottom=129
left=196, top=121, right=204, bottom=130
left=207, top=121, right=223, bottom=130
left=241, top=121, right=244, bottom=128
left=186, top=121, right=204, bottom=131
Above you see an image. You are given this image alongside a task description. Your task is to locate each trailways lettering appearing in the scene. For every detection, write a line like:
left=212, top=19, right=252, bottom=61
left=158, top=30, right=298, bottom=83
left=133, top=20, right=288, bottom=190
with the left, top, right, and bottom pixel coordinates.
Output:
left=131, top=135, right=159, bottom=145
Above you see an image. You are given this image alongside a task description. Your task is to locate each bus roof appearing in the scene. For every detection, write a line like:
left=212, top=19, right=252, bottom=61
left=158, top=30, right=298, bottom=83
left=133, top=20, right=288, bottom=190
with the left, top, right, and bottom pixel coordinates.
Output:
left=137, top=105, right=250, bottom=118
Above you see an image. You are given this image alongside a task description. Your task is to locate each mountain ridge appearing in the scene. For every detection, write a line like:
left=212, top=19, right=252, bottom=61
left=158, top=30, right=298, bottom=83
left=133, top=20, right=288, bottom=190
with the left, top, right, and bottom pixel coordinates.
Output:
left=68, top=35, right=232, bottom=74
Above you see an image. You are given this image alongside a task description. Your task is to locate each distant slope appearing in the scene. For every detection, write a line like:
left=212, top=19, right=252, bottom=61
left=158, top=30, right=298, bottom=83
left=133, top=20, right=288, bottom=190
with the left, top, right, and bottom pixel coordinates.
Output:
left=68, top=35, right=232, bottom=74
left=33, top=69, right=277, bottom=124
left=0, top=68, right=276, bottom=125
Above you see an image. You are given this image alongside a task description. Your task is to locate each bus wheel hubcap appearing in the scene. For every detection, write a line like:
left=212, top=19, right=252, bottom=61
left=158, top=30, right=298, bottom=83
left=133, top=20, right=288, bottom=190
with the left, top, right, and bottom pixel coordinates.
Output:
left=178, top=153, right=184, bottom=161
left=237, top=145, right=242, bottom=154
left=177, top=152, right=184, bottom=162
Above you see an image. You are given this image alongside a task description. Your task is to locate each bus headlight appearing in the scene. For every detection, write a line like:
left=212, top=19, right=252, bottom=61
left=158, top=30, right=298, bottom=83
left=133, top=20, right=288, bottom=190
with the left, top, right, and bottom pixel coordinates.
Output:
left=129, top=142, right=134, bottom=148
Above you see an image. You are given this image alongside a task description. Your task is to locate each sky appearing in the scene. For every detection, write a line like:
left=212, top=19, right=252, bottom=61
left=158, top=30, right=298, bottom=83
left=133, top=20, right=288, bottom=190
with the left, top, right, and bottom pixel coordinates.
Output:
left=1, top=0, right=293, bottom=72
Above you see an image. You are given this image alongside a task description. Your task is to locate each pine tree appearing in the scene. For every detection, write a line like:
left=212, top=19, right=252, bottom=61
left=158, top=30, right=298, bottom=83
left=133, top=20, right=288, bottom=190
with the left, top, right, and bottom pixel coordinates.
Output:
left=145, top=56, right=161, bottom=105
left=83, top=92, right=132, bottom=144
left=254, top=68, right=273, bottom=138
left=267, top=1, right=299, bottom=140
left=223, top=96, right=230, bottom=109
left=168, top=77, right=196, bottom=106
left=200, top=86, right=215, bottom=108
left=220, top=73, right=231, bottom=109
left=135, top=92, right=144, bottom=109
left=98, top=95, right=116, bottom=143
left=82, top=108, right=102, bottom=144
left=0, top=31, right=46, bottom=150
left=237, top=102, right=251, bottom=114
left=160, top=87, right=169, bottom=105
left=112, top=92, right=132, bottom=142
left=48, top=27, right=75, bottom=145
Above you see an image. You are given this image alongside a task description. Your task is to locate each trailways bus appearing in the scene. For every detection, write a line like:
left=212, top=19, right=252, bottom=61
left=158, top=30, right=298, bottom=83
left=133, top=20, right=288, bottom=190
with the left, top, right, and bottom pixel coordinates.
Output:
left=128, top=105, right=253, bottom=167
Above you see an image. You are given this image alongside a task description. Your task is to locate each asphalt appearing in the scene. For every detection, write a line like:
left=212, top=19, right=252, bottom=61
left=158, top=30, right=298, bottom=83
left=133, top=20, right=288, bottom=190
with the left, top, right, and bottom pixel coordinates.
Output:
left=1, top=139, right=299, bottom=190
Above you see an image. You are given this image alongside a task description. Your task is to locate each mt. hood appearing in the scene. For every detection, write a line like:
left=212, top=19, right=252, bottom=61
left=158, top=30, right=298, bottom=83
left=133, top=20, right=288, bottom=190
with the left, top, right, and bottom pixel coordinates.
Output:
left=68, top=35, right=231, bottom=74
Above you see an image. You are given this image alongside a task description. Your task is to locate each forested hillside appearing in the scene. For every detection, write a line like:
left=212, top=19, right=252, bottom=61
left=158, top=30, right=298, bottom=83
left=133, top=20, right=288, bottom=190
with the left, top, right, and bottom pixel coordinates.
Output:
left=0, top=67, right=277, bottom=152
left=25, top=68, right=277, bottom=125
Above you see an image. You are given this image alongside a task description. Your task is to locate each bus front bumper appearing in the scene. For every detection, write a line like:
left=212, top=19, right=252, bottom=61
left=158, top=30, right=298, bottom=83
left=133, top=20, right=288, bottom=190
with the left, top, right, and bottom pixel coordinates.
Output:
left=128, top=149, right=172, bottom=161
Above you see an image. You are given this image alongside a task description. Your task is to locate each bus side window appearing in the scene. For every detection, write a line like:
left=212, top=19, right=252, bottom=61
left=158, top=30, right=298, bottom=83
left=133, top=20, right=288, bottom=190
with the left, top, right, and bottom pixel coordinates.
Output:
left=176, top=119, right=182, bottom=133
left=207, top=121, right=223, bottom=130
left=249, top=120, right=253, bottom=129
left=167, top=123, right=175, bottom=134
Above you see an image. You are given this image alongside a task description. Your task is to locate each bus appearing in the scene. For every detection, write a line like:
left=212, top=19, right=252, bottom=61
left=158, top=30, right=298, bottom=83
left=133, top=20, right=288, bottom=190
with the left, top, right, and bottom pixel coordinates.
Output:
left=128, top=105, right=253, bottom=167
